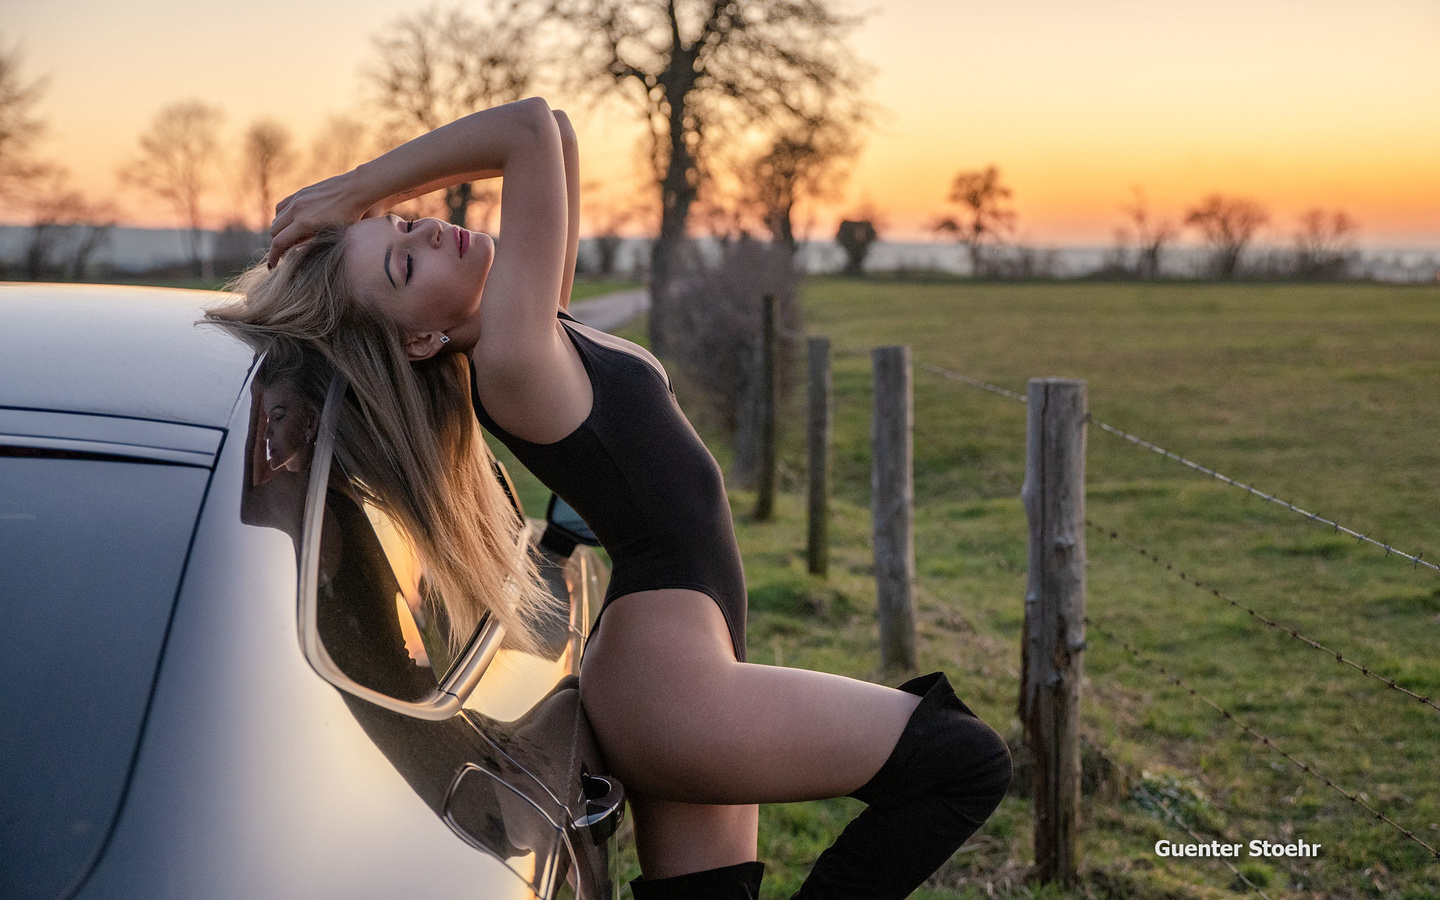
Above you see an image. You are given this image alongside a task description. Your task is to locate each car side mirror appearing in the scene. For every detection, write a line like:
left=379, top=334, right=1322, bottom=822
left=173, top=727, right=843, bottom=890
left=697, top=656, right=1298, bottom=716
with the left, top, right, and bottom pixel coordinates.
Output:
left=540, top=493, right=600, bottom=558
left=296, top=371, right=506, bottom=721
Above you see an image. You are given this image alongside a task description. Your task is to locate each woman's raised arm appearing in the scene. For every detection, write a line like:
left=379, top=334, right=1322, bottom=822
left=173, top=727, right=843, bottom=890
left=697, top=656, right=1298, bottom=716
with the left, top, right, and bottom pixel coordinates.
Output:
left=266, top=98, right=561, bottom=266
left=554, top=110, right=580, bottom=311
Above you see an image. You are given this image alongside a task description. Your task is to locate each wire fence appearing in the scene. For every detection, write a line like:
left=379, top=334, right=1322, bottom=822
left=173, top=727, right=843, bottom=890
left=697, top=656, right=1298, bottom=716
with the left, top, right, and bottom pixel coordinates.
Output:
left=828, top=349, right=1440, bottom=881
left=1090, top=418, right=1440, bottom=576
left=1086, top=617, right=1440, bottom=862
left=909, top=357, right=1440, bottom=577
left=1085, top=519, right=1440, bottom=715
left=774, top=331, right=1438, bottom=883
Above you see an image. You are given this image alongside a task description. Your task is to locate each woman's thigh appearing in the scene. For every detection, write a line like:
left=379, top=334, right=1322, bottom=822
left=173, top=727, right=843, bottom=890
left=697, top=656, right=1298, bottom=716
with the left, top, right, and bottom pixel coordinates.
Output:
left=579, top=588, right=921, bottom=806
left=627, top=795, right=759, bottom=879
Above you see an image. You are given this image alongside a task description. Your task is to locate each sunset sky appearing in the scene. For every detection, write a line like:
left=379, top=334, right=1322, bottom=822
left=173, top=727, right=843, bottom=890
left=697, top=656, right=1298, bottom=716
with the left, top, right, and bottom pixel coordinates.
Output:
left=4, top=0, right=1438, bottom=246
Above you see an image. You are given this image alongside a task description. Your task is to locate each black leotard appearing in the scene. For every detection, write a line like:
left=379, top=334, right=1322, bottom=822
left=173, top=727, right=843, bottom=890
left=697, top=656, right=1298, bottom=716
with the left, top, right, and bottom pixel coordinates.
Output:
left=472, top=310, right=748, bottom=662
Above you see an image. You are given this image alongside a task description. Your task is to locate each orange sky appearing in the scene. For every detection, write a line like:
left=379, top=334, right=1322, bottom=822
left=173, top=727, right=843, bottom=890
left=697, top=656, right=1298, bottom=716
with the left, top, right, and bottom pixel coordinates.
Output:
left=4, top=0, right=1438, bottom=245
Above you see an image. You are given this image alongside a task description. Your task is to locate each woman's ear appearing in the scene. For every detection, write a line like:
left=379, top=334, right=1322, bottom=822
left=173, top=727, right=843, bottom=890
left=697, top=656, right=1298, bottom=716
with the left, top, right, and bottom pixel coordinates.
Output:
left=404, top=331, right=448, bottom=360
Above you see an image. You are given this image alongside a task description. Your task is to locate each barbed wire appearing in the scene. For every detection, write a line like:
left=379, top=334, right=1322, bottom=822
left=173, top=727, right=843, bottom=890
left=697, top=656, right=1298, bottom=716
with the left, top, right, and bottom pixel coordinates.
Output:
left=1084, top=519, right=1440, bottom=715
left=789, top=338, right=1436, bottom=580
left=905, top=358, right=1439, bottom=576
left=1090, top=419, right=1439, bottom=576
left=1130, top=780, right=1277, bottom=898
left=916, top=361, right=1030, bottom=403
left=1086, top=618, right=1440, bottom=862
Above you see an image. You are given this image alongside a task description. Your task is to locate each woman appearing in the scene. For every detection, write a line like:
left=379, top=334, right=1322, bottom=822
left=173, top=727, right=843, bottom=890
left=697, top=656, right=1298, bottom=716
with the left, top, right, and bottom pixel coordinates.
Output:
left=212, top=98, right=1010, bottom=899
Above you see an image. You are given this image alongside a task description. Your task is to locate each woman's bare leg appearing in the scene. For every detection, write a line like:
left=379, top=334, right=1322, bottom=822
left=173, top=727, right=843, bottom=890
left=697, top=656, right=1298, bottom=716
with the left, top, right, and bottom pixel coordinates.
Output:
left=579, top=588, right=925, bottom=876
left=628, top=796, right=759, bottom=878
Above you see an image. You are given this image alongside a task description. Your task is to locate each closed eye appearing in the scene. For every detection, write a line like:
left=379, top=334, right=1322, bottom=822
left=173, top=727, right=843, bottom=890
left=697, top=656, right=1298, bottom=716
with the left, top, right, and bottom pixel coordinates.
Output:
left=404, top=219, right=414, bottom=284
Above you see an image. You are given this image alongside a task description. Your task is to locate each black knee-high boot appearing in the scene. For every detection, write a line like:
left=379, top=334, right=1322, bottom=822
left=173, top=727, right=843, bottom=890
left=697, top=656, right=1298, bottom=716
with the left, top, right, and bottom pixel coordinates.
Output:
left=793, top=672, right=1012, bottom=900
left=630, top=861, right=765, bottom=900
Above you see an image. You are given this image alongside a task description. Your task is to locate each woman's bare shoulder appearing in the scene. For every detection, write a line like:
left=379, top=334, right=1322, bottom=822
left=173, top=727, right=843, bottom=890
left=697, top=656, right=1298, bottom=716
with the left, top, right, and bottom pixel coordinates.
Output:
left=470, top=315, right=593, bottom=444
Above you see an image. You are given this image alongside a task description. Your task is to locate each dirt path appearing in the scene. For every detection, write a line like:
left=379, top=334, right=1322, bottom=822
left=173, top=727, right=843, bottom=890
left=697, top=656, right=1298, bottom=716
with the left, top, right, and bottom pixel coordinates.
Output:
left=565, top=288, right=649, bottom=332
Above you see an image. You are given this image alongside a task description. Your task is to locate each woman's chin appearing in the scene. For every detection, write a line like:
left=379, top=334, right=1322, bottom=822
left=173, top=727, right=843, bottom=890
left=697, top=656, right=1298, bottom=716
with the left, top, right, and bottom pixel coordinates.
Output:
left=475, top=232, right=497, bottom=270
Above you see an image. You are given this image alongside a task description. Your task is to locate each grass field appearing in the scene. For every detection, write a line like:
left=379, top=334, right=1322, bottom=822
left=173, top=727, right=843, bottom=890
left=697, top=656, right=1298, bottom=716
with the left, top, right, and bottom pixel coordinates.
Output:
left=538, top=279, right=1440, bottom=900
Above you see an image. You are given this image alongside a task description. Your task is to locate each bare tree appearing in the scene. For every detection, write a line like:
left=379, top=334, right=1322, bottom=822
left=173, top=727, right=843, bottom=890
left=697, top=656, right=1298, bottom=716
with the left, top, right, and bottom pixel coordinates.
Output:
left=935, top=165, right=1015, bottom=277
left=737, top=92, right=868, bottom=254
left=119, top=100, right=225, bottom=277
left=67, top=203, right=117, bottom=280
left=0, top=39, right=49, bottom=209
left=1292, top=208, right=1357, bottom=280
left=21, top=167, right=116, bottom=280
left=581, top=177, right=655, bottom=276
left=551, top=0, right=869, bottom=354
left=365, top=2, right=542, bottom=229
left=1119, top=187, right=1175, bottom=280
left=307, top=113, right=371, bottom=181
left=241, top=119, right=299, bottom=232
left=1184, top=193, right=1268, bottom=279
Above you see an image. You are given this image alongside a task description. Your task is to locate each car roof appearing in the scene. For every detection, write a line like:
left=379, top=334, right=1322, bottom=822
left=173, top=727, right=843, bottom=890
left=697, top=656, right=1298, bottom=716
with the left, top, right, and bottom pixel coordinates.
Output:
left=0, top=283, right=257, bottom=430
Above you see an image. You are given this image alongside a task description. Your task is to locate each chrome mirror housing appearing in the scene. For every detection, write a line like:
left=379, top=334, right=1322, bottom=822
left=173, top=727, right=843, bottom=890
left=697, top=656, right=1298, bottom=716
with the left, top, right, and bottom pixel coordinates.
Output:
left=296, top=372, right=508, bottom=720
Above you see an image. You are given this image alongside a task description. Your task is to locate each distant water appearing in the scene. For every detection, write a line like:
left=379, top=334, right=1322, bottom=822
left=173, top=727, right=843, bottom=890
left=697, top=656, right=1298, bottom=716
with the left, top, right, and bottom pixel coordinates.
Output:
left=1, top=225, right=1436, bottom=283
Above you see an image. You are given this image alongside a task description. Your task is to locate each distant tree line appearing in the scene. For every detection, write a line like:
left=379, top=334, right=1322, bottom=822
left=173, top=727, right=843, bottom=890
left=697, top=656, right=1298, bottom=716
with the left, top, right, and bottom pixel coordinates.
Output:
left=0, top=13, right=1384, bottom=290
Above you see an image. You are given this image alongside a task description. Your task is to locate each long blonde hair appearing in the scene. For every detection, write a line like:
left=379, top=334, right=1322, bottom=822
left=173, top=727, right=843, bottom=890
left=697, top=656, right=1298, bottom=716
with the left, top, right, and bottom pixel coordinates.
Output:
left=207, top=227, right=555, bottom=656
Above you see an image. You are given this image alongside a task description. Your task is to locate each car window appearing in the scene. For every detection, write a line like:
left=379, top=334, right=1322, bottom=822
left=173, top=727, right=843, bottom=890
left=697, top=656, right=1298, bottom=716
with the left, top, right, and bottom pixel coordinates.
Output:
left=0, top=452, right=209, bottom=900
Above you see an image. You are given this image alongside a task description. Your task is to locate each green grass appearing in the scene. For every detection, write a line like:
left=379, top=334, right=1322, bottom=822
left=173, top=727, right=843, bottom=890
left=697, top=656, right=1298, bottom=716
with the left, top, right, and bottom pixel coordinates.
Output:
left=583, top=280, right=1440, bottom=899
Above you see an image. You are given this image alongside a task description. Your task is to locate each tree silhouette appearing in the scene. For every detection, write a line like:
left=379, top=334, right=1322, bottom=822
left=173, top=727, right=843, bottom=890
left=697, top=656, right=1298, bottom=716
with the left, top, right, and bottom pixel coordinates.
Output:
left=836, top=219, right=878, bottom=277
left=1119, top=187, right=1175, bottom=280
left=935, top=165, right=1015, bottom=278
left=737, top=93, right=868, bottom=254
left=22, top=167, right=116, bottom=281
left=1292, top=208, right=1357, bottom=280
left=241, top=119, right=299, bottom=232
left=550, top=0, right=868, bottom=354
left=365, top=2, right=542, bottom=228
left=0, top=40, right=50, bottom=209
left=120, top=100, right=224, bottom=278
left=1184, top=193, right=1268, bottom=279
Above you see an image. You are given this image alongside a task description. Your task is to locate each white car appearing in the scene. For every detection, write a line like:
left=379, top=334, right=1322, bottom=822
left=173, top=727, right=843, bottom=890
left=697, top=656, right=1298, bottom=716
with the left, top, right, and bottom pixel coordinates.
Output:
left=0, top=283, right=622, bottom=900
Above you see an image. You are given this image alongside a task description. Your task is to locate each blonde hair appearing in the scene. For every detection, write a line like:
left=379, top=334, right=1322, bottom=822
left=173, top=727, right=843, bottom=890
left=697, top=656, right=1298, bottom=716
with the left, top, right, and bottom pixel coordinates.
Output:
left=207, top=227, right=556, bottom=656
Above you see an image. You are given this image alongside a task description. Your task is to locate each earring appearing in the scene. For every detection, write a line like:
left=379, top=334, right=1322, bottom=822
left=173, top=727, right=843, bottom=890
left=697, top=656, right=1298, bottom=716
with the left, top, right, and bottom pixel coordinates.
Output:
left=439, top=334, right=451, bottom=345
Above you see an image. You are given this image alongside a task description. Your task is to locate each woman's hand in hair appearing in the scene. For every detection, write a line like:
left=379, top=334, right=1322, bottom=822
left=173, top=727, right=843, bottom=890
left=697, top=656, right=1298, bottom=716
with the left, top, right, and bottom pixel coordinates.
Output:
left=267, top=170, right=374, bottom=267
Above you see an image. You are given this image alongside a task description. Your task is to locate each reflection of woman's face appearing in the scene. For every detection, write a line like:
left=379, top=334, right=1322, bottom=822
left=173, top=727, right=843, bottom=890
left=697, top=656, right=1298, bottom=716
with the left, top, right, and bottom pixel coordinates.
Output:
left=262, top=381, right=318, bottom=472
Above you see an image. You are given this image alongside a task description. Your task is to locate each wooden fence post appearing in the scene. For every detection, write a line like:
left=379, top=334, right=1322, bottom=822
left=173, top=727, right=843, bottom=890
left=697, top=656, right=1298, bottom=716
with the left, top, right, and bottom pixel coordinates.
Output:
left=1020, top=377, right=1087, bottom=886
left=807, top=336, right=832, bottom=577
left=753, top=294, right=777, bottom=521
left=872, top=345, right=916, bottom=672
left=806, top=335, right=840, bottom=576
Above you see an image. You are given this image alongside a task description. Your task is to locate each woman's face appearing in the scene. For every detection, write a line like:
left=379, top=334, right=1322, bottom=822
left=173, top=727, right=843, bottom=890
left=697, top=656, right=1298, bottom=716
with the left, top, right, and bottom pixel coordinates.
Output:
left=342, top=215, right=496, bottom=346
left=262, top=380, right=318, bottom=472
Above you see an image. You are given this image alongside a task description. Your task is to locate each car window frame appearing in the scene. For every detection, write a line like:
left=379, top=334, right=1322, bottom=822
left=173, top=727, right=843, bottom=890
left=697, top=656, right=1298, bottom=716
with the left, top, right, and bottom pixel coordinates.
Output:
left=297, top=371, right=506, bottom=721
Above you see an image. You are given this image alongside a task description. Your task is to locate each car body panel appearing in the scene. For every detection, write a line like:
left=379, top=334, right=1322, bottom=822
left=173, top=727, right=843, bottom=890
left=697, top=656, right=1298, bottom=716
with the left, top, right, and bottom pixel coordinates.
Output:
left=0, top=285, right=618, bottom=900
left=0, top=284, right=254, bottom=429
left=72, top=362, right=537, bottom=900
